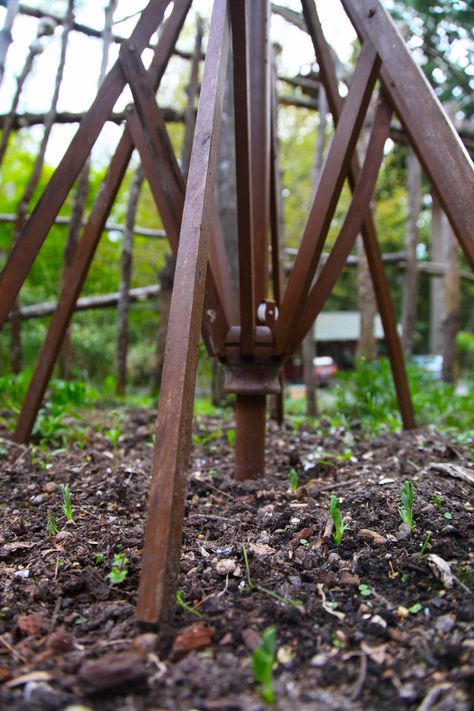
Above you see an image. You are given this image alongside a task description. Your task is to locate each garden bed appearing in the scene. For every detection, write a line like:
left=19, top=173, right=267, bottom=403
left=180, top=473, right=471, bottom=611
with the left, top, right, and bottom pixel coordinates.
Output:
left=0, top=408, right=473, bottom=710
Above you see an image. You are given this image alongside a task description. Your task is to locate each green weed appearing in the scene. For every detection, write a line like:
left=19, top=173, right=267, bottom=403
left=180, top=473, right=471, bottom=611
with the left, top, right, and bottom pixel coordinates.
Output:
left=47, top=511, right=59, bottom=536
left=329, top=496, right=350, bottom=544
left=289, top=469, right=298, bottom=492
left=398, top=480, right=415, bottom=531
left=252, top=626, right=277, bottom=706
left=61, top=484, right=73, bottom=522
left=176, top=590, right=203, bottom=617
left=106, top=553, right=129, bottom=585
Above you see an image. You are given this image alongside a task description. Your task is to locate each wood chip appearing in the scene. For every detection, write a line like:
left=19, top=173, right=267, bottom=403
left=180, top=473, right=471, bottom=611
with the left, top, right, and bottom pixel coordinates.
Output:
left=248, top=542, right=276, bottom=556
left=426, top=554, right=455, bottom=589
left=359, top=529, right=388, bottom=545
left=78, top=651, right=148, bottom=693
left=170, top=624, right=214, bottom=661
left=430, top=462, right=474, bottom=486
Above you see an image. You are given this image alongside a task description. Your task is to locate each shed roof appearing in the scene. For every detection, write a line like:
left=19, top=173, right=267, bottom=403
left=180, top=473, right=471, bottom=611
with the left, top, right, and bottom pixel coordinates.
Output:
left=314, top=311, right=386, bottom=342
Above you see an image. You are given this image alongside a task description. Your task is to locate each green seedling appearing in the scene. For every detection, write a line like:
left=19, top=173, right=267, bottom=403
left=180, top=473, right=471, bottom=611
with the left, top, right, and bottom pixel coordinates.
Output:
left=105, top=427, right=122, bottom=450
left=176, top=590, right=203, bottom=618
left=252, top=626, right=277, bottom=706
left=94, top=552, right=104, bottom=566
left=289, top=469, right=298, bottom=492
left=106, top=552, right=129, bottom=585
left=432, top=493, right=443, bottom=509
left=329, top=496, right=350, bottom=544
left=409, top=602, right=422, bottom=614
left=47, top=511, right=59, bottom=536
left=443, top=511, right=453, bottom=520
left=418, top=531, right=432, bottom=561
left=358, top=583, right=372, bottom=597
left=242, top=545, right=302, bottom=609
left=398, top=480, right=415, bottom=530
left=227, top=427, right=236, bottom=448
left=61, top=483, right=73, bottom=522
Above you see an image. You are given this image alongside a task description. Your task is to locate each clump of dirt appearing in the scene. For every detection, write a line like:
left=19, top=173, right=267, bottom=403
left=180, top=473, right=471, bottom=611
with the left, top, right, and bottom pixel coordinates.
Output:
left=0, top=409, right=472, bottom=710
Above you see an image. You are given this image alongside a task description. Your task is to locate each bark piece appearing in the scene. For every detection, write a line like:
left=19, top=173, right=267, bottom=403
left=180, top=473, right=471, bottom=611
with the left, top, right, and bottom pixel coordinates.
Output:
left=78, top=651, right=148, bottom=694
left=170, top=624, right=214, bottom=661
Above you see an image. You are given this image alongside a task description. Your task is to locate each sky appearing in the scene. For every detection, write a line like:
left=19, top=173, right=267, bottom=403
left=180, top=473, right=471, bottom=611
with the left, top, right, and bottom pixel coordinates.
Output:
left=0, top=0, right=357, bottom=165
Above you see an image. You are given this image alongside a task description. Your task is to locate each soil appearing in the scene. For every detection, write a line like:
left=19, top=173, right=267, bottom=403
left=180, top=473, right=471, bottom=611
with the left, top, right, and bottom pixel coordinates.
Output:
left=0, top=407, right=473, bottom=711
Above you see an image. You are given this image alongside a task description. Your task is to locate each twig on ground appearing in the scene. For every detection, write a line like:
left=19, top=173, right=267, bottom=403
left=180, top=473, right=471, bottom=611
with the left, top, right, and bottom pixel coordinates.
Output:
left=350, top=653, right=367, bottom=701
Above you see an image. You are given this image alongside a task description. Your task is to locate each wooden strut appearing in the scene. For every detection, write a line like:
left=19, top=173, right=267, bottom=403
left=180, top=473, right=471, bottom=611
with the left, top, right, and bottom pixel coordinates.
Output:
left=137, top=0, right=230, bottom=624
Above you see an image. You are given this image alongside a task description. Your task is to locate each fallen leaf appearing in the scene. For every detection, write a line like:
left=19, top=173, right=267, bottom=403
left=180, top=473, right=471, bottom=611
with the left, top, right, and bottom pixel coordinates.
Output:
left=170, top=624, right=214, bottom=661
left=426, top=554, right=455, bottom=589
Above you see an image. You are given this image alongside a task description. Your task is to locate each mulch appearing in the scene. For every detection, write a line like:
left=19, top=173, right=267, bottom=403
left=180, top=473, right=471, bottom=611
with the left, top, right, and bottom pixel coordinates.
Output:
left=0, top=407, right=473, bottom=710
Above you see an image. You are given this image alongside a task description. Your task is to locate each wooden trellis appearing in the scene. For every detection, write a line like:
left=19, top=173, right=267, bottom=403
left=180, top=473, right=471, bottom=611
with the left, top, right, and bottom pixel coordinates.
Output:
left=0, top=0, right=473, bottom=625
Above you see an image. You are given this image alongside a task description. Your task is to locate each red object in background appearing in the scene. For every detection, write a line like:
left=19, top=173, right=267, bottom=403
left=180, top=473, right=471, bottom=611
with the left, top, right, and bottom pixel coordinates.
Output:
left=313, top=356, right=338, bottom=385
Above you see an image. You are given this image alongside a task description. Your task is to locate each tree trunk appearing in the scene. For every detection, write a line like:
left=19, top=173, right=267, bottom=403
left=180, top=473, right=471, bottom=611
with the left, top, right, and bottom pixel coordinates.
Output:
left=59, top=0, right=118, bottom=379
left=401, top=147, right=422, bottom=356
left=116, top=167, right=144, bottom=395
left=356, top=108, right=377, bottom=361
left=441, top=212, right=460, bottom=384
left=430, top=192, right=445, bottom=354
left=150, top=254, right=175, bottom=394
left=217, top=57, right=238, bottom=306
left=181, top=16, right=203, bottom=179
left=0, top=0, right=20, bottom=90
left=304, top=86, right=328, bottom=415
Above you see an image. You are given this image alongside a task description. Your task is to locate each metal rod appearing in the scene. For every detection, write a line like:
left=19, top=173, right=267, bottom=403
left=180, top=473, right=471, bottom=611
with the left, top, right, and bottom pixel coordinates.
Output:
left=235, top=394, right=267, bottom=481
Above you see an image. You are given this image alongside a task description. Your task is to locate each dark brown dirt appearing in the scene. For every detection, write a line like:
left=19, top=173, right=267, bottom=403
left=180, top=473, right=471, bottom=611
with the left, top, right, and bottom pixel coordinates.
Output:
left=0, top=408, right=473, bottom=710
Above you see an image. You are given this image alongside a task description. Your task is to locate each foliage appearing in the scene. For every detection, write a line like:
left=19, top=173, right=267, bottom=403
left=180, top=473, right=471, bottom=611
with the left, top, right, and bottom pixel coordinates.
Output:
left=399, top=480, right=415, bottom=531
left=289, top=469, right=298, bottom=492
left=329, top=495, right=350, bottom=545
left=106, top=553, right=129, bottom=585
left=252, top=626, right=277, bottom=706
left=176, top=590, right=203, bottom=618
left=61, top=483, right=73, bottom=522
left=390, top=0, right=474, bottom=118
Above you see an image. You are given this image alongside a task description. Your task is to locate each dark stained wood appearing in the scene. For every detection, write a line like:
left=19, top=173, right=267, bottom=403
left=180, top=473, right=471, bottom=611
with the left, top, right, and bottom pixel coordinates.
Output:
left=0, top=0, right=175, bottom=330
left=229, top=0, right=255, bottom=356
left=273, top=42, right=381, bottom=355
left=341, top=0, right=474, bottom=270
left=137, top=0, right=230, bottom=623
left=12, top=0, right=192, bottom=443
left=302, top=0, right=415, bottom=429
left=291, top=93, right=392, bottom=349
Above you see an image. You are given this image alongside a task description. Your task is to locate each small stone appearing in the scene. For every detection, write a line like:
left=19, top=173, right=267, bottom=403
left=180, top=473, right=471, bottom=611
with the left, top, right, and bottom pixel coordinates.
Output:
left=43, top=482, right=57, bottom=493
left=369, top=614, right=387, bottom=628
left=435, top=614, right=456, bottom=634
left=56, top=530, right=72, bottom=541
left=396, top=523, right=412, bottom=540
left=31, top=494, right=46, bottom=505
left=131, top=633, right=158, bottom=655
left=78, top=652, right=148, bottom=693
left=311, top=653, right=329, bottom=667
left=214, top=558, right=236, bottom=575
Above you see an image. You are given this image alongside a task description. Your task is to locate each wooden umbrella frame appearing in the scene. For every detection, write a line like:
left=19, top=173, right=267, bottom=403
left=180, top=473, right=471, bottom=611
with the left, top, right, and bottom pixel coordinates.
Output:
left=0, top=0, right=472, bottom=624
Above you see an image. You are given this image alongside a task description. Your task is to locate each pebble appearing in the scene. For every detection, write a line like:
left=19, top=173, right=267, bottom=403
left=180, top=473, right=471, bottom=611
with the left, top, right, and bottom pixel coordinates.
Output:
left=396, top=523, right=412, bottom=540
left=43, top=482, right=57, bottom=493
left=56, top=530, right=72, bottom=541
left=435, top=614, right=456, bottom=634
left=214, top=558, right=236, bottom=575
left=31, top=494, right=46, bottom=505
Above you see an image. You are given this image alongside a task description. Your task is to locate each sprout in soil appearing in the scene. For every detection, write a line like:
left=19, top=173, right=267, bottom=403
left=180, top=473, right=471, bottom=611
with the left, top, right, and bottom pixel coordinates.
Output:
left=329, top=495, right=350, bottom=544
left=398, top=480, right=415, bottom=531
left=106, top=552, right=129, bottom=585
left=61, top=483, right=73, bottom=522
left=289, top=469, right=298, bottom=492
left=252, top=626, right=277, bottom=706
